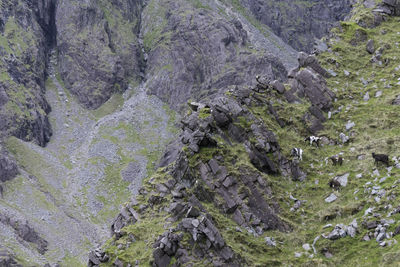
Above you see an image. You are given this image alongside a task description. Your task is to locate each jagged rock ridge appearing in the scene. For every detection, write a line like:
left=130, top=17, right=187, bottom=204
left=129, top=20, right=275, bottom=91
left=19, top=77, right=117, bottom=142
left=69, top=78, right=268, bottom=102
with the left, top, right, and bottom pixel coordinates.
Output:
left=91, top=51, right=337, bottom=266
left=141, top=0, right=289, bottom=110
left=239, top=0, right=353, bottom=52
left=92, top=1, right=400, bottom=266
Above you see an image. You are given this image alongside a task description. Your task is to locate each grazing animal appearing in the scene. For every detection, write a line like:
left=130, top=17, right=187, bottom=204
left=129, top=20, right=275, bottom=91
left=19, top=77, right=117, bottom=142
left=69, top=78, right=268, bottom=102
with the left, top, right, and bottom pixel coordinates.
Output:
left=305, top=136, right=322, bottom=147
left=372, top=153, right=389, bottom=166
left=330, top=156, right=343, bottom=166
left=329, top=179, right=341, bottom=190
left=291, top=148, right=303, bottom=161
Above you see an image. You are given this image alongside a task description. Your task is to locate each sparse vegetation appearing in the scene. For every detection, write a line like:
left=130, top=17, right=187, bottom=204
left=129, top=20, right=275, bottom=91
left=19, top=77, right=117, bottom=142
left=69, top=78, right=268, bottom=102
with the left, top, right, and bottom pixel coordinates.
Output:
left=91, top=94, right=124, bottom=119
left=4, top=0, right=400, bottom=266
left=98, top=4, right=400, bottom=266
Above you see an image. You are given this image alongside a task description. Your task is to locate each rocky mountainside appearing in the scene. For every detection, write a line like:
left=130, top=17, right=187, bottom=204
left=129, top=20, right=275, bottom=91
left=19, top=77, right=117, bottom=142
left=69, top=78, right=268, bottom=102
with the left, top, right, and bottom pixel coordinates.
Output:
left=0, top=0, right=375, bottom=266
left=239, top=0, right=353, bottom=52
left=90, top=0, right=400, bottom=266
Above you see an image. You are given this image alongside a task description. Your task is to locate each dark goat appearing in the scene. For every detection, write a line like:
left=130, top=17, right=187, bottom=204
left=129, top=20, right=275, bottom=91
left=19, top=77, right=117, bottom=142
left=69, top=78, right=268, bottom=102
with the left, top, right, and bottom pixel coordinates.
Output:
left=372, top=153, right=389, bottom=166
left=330, top=156, right=343, bottom=166
left=329, top=179, right=341, bottom=190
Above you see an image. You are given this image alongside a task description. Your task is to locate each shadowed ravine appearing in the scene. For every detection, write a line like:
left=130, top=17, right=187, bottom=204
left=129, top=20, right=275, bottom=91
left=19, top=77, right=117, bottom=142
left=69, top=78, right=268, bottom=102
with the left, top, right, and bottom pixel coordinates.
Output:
left=0, top=50, right=178, bottom=265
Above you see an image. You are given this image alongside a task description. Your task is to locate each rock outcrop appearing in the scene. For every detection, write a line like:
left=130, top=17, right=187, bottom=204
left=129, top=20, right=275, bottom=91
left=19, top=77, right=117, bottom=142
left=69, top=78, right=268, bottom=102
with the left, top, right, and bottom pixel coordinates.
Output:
left=92, top=73, right=318, bottom=266
left=56, top=0, right=144, bottom=109
left=142, top=0, right=289, bottom=110
left=239, top=0, right=353, bottom=52
left=352, top=0, right=400, bottom=28
left=0, top=145, right=19, bottom=182
left=285, top=52, right=336, bottom=133
left=0, top=213, right=48, bottom=255
left=0, top=0, right=54, bottom=146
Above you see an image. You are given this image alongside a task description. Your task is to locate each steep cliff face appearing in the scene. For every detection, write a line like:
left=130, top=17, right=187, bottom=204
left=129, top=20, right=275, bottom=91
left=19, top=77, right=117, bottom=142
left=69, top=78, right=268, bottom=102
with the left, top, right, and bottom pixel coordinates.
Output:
left=0, top=145, right=18, bottom=182
left=0, top=0, right=314, bottom=152
left=239, top=0, right=353, bottom=52
left=56, top=0, right=144, bottom=109
left=0, top=0, right=54, bottom=147
left=141, top=0, right=295, bottom=110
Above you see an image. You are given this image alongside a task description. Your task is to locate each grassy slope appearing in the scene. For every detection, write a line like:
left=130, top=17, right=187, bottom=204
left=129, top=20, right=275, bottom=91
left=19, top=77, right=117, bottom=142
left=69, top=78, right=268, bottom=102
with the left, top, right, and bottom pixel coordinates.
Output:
left=239, top=9, right=400, bottom=266
left=100, top=4, right=400, bottom=267
left=246, top=9, right=400, bottom=266
left=2, top=71, right=178, bottom=265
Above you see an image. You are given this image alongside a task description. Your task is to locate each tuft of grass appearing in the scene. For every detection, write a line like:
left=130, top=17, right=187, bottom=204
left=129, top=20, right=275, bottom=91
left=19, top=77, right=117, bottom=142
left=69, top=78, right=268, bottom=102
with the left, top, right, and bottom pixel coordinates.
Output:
left=91, top=93, right=124, bottom=119
left=103, top=214, right=169, bottom=265
left=198, top=107, right=211, bottom=119
left=60, top=253, right=86, bottom=267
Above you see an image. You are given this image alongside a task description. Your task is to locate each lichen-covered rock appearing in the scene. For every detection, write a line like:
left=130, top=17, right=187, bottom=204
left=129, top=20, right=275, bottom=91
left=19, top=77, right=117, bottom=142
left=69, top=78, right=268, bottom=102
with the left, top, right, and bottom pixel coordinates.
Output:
left=142, top=0, right=288, bottom=110
left=239, top=0, right=352, bottom=52
left=286, top=52, right=336, bottom=133
left=0, top=213, right=48, bottom=255
left=0, top=145, right=19, bottom=182
left=56, top=0, right=144, bottom=109
left=0, top=0, right=54, bottom=146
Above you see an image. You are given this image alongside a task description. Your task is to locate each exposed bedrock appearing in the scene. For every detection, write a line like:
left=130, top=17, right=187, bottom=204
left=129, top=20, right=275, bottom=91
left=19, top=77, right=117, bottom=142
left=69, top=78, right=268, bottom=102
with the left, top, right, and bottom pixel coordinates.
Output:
left=141, top=0, right=288, bottom=110
left=0, top=0, right=55, bottom=147
left=240, top=0, right=353, bottom=52
left=56, top=0, right=144, bottom=109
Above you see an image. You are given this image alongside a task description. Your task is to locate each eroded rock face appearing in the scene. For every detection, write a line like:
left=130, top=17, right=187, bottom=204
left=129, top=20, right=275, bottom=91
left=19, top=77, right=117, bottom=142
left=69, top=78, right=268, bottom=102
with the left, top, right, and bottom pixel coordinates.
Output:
left=94, top=83, right=303, bottom=266
left=239, top=0, right=353, bottom=52
left=286, top=52, right=336, bottom=134
left=0, top=0, right=299, bottom=146
left=378, top=0, right=400, bottom=16
left=0, top=213, right=48, bottom=255
left=0, top=250, right=22, bottom=267
left=0, top=146, right=19, bottom=182
left=142, top=0, right=288, bottom=110
left=56, top=0, right=144, bottom=109
left=0, top=0, right=54, bottom=146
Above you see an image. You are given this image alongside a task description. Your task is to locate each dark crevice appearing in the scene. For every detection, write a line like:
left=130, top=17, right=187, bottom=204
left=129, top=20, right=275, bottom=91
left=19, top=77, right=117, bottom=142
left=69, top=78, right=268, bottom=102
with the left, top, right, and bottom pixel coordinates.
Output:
left=135, top=0, right=148, bottom=82
left=46, top=0, right=57, bottom=49
left=104, top=21, right=116, bottom=53
left=0, top=18, right=4, bottom=33
left=31, top=0, right=58, bottom=146
left=34, top=0, right=58, bottom=80
left=35, top=0, right=57, bottom=50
